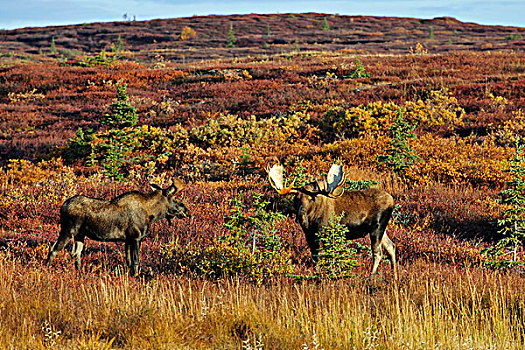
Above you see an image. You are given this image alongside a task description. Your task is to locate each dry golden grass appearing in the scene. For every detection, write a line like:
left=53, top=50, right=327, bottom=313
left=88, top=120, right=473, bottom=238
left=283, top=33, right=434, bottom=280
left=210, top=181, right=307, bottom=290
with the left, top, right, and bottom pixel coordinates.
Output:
left=1, top=256, right=523, bottom=349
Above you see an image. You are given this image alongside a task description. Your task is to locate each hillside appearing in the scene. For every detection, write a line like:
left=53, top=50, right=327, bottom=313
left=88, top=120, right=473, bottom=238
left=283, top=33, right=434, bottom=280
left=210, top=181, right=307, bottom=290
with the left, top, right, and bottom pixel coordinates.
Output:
left=1, top=13, right=524, bottom=62
left=0, top=14, right=524, bottom=164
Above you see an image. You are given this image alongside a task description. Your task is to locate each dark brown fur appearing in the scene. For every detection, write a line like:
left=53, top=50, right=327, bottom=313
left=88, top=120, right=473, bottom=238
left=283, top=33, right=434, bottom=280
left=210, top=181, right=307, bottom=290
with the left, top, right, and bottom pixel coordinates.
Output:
left=294, top=182, right=397, bottom=278
left=46, top=182, right=189, bottom=276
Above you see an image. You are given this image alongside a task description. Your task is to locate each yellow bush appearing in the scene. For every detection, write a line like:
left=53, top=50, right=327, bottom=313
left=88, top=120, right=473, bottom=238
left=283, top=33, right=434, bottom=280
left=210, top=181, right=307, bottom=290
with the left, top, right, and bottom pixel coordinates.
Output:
left=0, top=158, right=72, bottom=186
left=180, top=26, right=197, bottom=41
left=189, top=112, right=312, bottom=148
left=406, top=134, right=512, bottom=186
left=323, top=101, right=400, bottom=138
left=0, top=159, right=78, bottom=210
left=410, top=42, right=428, bottom=55
left=489, top=110, right=525, bottom=147
left=8, top=88, right=45, bottom=103
left=322, top=89, right=464, bottom=139
left=405, top=89, right=464, bottom=129
left=221, top=69, right=252, bottom=81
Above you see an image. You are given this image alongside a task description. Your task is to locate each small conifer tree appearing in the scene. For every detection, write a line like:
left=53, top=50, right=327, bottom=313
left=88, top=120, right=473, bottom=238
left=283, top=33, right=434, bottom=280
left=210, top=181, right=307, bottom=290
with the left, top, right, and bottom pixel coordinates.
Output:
left=90, top=83, right=139, bottom=180
left=429, top=26, right=435, bottom=39
left=377, top=111, right=419, bottom=175
left=322, top=17, right=330, bottom=31
left=487, top=142, right=525, bottom=263
left=316, top=213, right=361, bottom=279
left=63, top=128, right=94, bottom=162
left=50, top=36, right=57, bottom=54
left=113, top=35, right=123, bottom=53
left=227, top=23, right=236, bottom=47
left=103, top=83, right=137, bottom=128
left=344, top=59, right=371, bottom=79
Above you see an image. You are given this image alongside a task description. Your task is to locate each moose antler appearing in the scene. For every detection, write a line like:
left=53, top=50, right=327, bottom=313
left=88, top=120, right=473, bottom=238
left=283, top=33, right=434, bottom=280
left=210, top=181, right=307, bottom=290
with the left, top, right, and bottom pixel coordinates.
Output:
left=267, top=163, right=344, bottom=197
left=323, top=164, right=346, bottom=197
left=266, top=163, right=296, bottom=195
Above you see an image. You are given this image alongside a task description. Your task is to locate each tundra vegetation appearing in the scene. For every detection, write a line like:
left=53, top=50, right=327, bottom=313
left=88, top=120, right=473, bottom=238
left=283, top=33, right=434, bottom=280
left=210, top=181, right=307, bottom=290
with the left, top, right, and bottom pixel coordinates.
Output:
left=0, top=13, right=525, bottom=349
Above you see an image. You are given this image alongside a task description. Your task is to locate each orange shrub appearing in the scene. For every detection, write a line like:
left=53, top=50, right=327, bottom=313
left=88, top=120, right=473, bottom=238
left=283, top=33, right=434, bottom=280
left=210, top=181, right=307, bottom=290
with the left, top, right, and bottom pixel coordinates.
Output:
left=489, top=109, right=525, bottom=147
left=322, top=133, right=511, bottom=188
left=0, top=158, right=72, bottom=186
left=324, top=137, right=387, bottom=170
left=407, top=134, right=512, bottom=186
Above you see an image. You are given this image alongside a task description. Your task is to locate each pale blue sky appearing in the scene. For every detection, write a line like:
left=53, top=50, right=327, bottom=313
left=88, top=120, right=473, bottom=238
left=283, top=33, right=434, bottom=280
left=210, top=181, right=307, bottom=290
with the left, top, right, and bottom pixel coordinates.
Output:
left=1, top=0, right=523, bottom=30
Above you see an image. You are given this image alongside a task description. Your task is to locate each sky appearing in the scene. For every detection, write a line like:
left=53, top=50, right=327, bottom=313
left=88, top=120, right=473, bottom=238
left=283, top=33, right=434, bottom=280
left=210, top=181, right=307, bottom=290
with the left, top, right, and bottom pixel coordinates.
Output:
left=1, top=0, right=524, bottom=30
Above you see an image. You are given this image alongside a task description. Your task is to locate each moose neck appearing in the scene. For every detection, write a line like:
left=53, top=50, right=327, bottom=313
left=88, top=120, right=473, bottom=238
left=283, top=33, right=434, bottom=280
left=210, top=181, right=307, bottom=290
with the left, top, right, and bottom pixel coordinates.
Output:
left=296, top=192, right=335, bottom=222
left=143, top=191, right=169, bottom=222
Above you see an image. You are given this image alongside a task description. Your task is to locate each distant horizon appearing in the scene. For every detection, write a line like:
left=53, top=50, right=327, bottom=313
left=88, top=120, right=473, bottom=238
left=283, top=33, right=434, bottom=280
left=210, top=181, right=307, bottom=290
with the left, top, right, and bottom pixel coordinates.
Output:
left=4, top=13, right=524, bottom=31
left=1, top=1, right=524, bottom=30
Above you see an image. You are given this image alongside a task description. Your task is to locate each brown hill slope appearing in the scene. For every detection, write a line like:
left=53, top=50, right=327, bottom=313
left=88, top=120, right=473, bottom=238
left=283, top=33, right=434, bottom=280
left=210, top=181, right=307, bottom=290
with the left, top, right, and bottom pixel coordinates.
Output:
left=1, top=13, right=523, bottom=62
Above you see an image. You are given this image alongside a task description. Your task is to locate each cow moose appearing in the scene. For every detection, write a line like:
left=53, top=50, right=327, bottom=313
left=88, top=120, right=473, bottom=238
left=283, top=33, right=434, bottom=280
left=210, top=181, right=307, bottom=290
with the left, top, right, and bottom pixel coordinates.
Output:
left=267, top=163, right=397, bottom=278
left=46, top=181, right=189, bottom=276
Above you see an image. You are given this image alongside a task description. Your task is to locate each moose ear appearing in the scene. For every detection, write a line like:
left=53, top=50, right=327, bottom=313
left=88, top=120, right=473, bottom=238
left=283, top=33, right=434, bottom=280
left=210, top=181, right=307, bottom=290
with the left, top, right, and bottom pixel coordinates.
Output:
left=165, top=179, right=185, bottom=197
left=150, top=183, right=163, bottom=192
left=172, top=178, right=185, bottom=193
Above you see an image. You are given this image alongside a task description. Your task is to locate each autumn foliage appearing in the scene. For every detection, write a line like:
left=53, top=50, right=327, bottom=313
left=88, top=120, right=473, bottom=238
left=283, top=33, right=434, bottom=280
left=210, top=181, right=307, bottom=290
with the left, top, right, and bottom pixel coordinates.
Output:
left=0, top=12, right=524, bottom=349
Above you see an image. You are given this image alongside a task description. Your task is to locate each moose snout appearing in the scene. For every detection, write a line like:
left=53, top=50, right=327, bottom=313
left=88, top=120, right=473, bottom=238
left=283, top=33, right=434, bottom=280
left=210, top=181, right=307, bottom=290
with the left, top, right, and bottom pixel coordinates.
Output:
left=178, top=209, right=190, bottom=219
left=167, top=204, right=190, bottom=220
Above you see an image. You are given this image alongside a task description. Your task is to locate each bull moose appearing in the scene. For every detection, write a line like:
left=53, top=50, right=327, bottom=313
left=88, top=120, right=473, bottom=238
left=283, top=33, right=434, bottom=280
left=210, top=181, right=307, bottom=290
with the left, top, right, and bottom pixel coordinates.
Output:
left=46, top=181, right=189, bottom=276
left=267, top=163, right=397, bottom=278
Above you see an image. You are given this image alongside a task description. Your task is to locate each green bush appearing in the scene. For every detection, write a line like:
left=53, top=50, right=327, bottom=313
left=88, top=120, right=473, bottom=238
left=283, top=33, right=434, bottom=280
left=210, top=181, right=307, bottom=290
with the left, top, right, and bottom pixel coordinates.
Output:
left=189, top=112, right=308, bottom=148
left=316, top=213, right=361, bottom=279
left=62, top=128, right=94, bottom=163
left=485, top=142, right=525, bottom=266
left=161, top=193, right=293, bottom=282
left=62, top=83, right=188, bottom=179
left=344, top=179, right=382, bottom=190
left=342, top=59, right=370, bottom=79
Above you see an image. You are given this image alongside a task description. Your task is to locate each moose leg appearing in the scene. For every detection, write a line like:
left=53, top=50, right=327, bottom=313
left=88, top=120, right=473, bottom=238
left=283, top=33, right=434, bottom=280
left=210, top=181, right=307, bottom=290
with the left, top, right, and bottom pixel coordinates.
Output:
left=304, top=226, right=320, bottom=263
left=46, top=222, right=78, bottom=265
left=46, top=235, right=70, bottom=265
left=370, top=207, right=395, bottom=277
left=381, top=234, right=397, bottom=279
left=126, top=239, right=141, bottom=277
left=370, top=234, right=384, bottom=275
left=125, top=241, right=132, bottom=272
left=71, top=237, right=85, bottom=271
